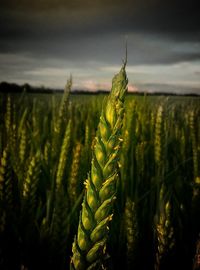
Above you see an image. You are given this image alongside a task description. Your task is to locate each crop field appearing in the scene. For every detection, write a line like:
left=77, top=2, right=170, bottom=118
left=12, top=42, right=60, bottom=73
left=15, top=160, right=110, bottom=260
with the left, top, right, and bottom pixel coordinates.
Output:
left=0, top=66, right=200, bottom=270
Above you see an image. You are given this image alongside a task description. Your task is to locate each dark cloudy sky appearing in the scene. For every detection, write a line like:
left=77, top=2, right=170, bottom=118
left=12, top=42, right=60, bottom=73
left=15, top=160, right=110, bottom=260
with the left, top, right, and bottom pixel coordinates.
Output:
left=0, top=0, right=200, bottom=93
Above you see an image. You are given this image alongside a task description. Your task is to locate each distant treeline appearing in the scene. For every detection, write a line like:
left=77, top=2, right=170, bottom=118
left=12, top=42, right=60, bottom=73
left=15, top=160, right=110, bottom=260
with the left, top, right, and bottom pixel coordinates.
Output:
left=0, top=82, right=59, bottom=94
left=0, top=81, right=199, bottom=96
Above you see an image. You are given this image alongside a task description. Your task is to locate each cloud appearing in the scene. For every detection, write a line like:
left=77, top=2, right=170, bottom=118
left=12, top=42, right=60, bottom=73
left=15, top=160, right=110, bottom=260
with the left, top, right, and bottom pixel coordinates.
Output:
left=0, top=0, right=160, bottom=12
left=137, top=83, right=200, bottom=94
left=0, top=0, right=199, bottom=93
left=1, top=50, right=199, bottom=94
left=1, top=0, right=199, bottom=38
left=1, top=29, right=200, bottom=68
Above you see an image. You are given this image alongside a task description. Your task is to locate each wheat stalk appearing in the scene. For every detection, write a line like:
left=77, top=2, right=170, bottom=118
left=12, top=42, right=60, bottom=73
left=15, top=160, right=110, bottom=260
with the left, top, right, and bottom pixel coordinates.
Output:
left=68, top=142, right=82, bottom=207
left=22, top=151, right=41, bottom=217
left=56, top=119, right=72, bottom=190
left=70, top=62, right=128, bottom=270
left=155, top=187, right=175, bottom=270
left=154, top=105, right=164, bottom=166
left=124, top=197, right=138, bottom=269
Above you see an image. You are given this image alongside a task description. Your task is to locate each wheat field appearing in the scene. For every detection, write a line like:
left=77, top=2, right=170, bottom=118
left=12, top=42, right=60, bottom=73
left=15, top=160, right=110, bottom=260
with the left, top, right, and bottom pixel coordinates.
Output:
left=0, top=67, right=200, bottom=270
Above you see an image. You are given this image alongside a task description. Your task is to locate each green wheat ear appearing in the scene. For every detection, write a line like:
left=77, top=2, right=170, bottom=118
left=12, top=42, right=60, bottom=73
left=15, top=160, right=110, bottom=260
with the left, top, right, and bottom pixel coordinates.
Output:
left=70, top=62, right=128, bottom=270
